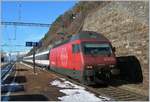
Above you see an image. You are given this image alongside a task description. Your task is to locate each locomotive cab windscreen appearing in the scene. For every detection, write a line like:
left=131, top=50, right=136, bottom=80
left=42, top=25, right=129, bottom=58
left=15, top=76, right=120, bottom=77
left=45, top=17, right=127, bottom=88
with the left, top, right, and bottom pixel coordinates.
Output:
left=83, top=43, right=113, bottom=56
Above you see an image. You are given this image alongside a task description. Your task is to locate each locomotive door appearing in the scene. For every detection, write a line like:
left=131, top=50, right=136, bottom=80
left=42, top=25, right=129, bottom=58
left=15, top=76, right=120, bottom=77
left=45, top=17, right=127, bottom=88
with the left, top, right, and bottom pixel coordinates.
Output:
left=72, top=44, right=80, bottom=78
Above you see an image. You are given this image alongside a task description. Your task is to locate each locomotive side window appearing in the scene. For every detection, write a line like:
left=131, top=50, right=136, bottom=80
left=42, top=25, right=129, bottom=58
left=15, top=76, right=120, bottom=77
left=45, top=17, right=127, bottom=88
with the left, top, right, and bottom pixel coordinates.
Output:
left=72, top=44, right=80, bottom=53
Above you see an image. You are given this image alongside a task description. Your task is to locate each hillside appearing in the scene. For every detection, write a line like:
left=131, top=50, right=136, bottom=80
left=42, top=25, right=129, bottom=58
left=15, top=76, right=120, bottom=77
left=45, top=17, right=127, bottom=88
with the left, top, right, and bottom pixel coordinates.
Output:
left=27, top=1, right=108, bottom=55
left=27, top=1, right=149, bottom=94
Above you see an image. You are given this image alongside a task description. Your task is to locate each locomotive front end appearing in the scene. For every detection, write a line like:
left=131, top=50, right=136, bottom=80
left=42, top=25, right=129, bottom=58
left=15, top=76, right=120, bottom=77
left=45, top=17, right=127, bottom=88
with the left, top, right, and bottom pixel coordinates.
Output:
left=81, top=42, right=120, bottom=84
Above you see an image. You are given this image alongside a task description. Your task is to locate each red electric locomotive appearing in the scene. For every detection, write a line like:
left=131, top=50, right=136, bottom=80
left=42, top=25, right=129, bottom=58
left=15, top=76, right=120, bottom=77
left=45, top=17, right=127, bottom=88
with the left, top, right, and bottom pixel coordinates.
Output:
left=49, top=31, right=119, bottom=84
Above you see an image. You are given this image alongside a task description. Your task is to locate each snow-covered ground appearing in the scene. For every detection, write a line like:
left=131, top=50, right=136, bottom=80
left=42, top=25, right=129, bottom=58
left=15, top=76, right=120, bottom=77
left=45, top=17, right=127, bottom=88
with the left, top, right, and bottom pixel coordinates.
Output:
left=50, top=78, right=111, bottom=102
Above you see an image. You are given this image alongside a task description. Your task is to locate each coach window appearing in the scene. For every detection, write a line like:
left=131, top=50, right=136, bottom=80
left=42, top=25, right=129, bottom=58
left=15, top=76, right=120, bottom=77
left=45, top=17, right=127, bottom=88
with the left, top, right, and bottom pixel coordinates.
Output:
left=72, top=44, right=80, bottom=53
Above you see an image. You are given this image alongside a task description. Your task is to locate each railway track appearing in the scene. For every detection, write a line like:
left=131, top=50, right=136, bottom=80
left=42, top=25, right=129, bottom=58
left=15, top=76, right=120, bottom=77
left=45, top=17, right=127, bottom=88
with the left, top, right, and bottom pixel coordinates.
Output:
left=63, top=77, right=148, bottom=101
left=91, top=86, right=148, bottom=101
left=22, top=62, right=149, bottom=101
left=1, top=62, right=15, bottom=81
left=47, top=71, right=148, bottom=101
left=50, top=71, right=148, bottom=101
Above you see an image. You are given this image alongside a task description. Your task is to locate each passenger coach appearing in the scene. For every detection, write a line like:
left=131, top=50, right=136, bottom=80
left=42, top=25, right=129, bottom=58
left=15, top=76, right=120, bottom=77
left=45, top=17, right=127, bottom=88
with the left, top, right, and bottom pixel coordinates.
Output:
left=23, top=50, right=49, bottom=68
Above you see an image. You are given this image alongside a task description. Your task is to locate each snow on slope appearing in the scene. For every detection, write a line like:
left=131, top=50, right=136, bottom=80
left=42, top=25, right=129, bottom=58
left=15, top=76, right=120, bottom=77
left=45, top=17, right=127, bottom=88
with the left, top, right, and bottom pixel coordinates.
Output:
left=50, top=78, right=111, bottom=102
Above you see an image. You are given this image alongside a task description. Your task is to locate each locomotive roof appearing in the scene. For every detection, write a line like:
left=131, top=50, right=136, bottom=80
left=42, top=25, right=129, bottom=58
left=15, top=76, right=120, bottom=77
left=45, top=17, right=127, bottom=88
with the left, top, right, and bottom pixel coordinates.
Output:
left=70, top=31, right=108, bottom=41
left=52, top=31, right=109, bottom=48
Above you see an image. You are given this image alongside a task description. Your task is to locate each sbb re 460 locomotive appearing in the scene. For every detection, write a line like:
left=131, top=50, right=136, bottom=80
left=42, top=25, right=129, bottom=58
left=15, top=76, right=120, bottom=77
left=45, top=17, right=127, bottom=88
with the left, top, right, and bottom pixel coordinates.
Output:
left=23, top=31, right=120, bottom=85
left=49, top=31, right=120, bottom=84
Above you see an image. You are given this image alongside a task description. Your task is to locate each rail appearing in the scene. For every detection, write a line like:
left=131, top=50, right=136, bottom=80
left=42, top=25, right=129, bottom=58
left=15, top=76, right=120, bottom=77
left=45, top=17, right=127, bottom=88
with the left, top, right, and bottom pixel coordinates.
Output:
left=1, top=63, right=15, bottom=80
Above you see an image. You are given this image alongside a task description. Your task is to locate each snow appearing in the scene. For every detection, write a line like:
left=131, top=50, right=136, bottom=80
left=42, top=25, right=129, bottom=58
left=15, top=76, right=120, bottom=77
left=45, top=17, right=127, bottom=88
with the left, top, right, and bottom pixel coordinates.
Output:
left=99, top=96, right=112, bottom=101
left=50, top=78, right=111, bottom=102
left=59, top=89, right=102, bottom=102
left=51, top=79, right=84, bottom=89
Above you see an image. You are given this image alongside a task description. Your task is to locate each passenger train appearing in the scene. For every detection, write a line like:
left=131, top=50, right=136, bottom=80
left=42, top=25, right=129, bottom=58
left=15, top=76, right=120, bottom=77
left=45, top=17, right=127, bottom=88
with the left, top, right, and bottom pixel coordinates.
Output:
left=23, top=31, right=120, bottom=85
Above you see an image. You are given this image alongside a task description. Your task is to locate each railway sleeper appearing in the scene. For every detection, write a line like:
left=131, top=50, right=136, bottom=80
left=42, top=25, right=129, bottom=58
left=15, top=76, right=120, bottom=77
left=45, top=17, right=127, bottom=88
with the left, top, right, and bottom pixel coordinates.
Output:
left=118, top=98, right=139, bottom=101
left=97, top=87, right=116, bottom=90
left=98, top=89, right=124, bottom=93
left=105, top=93, right=148, bottom=101
left=96, top=89, right=146, bottom=101
left=110, top=93, right=137, bottom=98
left=108, top=94, right=135, bottom=99
left=98, top=89, right=121, bottom=92
left=98, top=90, right=125, bottom=94
left=99, top=88, right=143, bottom=97
left=116, top=96, right=146, bottom=101
left=100, top=90, right=135, bottom=94
left=102, top=92, right=145, bottom=99
left=111, top=94, right=144, bottom=100
left=115, top=91, right=148, bottom=98
left=104, top=92, right=134, bottom=96
left=108, top=91, right=141, bottom=96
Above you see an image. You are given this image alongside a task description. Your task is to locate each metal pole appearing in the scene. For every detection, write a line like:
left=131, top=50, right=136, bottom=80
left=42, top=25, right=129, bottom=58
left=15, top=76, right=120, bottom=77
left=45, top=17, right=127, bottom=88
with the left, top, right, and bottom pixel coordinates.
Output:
left=33, top=48, right=35, bottom=73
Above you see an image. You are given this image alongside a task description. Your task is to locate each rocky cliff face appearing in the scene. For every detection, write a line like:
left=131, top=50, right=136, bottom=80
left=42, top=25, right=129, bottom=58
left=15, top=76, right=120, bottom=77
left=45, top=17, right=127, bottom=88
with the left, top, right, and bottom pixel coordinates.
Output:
left=83, top=1, right=149, bottom=89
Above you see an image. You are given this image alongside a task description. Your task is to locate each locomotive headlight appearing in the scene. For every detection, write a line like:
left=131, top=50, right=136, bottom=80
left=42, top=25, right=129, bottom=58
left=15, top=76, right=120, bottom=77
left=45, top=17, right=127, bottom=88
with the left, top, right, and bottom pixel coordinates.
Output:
left=109, top=65, right=115, bottom=68
left=86, top=65, right=93, bottom=69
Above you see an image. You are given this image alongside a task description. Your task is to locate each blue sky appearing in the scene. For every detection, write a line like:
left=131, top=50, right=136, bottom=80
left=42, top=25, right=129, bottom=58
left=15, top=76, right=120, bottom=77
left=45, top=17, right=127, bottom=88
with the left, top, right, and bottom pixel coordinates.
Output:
left=1, top=1, right=77, bottom=53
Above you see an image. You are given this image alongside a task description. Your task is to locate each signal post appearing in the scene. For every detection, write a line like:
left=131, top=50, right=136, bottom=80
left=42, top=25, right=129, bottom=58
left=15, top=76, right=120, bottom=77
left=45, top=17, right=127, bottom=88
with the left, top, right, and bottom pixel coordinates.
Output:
left=26, top=42, right=41, bottom=74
